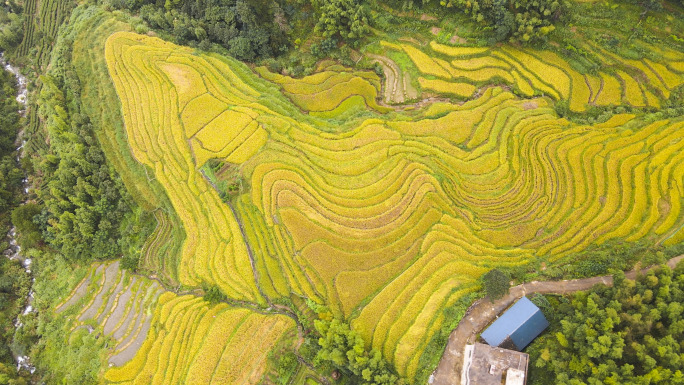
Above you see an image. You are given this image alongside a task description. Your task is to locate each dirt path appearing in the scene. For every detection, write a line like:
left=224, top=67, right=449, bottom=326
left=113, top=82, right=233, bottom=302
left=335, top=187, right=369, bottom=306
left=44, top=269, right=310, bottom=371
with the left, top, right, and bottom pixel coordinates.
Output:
left=429, top=255, right=684, bottom=385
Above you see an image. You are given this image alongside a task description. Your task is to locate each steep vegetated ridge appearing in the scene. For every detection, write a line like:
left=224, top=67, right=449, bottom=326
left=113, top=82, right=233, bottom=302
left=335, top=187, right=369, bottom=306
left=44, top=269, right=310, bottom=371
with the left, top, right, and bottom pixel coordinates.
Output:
left=17, top=0, right=72, bottom=65
left=98, top=26, right=684, bottom=382
left=67, top=7, right=185, bottom=284
left=0, top=51, right=31, bottom=382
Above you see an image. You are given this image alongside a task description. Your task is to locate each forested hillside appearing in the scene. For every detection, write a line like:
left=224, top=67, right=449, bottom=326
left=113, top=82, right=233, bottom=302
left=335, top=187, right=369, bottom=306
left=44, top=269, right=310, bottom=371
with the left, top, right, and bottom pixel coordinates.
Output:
left=529, top=261, right=684, bottom=384
left=0, top=58, right=31, bottom=385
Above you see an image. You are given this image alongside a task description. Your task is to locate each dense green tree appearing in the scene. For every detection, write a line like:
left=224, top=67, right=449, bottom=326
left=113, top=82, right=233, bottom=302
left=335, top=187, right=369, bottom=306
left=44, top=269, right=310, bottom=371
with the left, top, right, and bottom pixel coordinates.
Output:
left=202, top=285, right=227, bottom=304
left=11, top=204, right=42, bottom=249
left=114, top=0, right=289, bottom=61
left=482, top=268, right=511, bottom=301
left=533, top=265, right=684, bottom=384
left=314, top=318, right=402, bottom=385
left=0, top=362, right=28, bottom=385
left=0, top=70, right=22, bottom=220
left=412, top=0, right=564, bottom=42
left=0, top=66, right=30, bottom=385
left=314, top=0, right=370, bottom=42
left=0, top=2, right=23, bottom=52
left=33, top=72, right=133, bottom=262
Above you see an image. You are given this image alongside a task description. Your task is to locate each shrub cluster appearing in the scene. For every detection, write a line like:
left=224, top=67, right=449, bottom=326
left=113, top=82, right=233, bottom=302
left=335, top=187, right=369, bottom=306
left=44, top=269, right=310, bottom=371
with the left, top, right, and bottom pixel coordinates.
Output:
left=314, top=318, right=403, bottom=385
left=109, top=0, right=290, bottom=61
left=533, top=264, right=684, bottom=383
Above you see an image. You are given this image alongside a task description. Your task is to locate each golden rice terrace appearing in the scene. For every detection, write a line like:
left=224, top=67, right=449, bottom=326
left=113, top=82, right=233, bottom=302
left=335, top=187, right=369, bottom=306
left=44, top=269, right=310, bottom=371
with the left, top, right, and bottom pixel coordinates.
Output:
left=67, top=28, right=684, bottom=383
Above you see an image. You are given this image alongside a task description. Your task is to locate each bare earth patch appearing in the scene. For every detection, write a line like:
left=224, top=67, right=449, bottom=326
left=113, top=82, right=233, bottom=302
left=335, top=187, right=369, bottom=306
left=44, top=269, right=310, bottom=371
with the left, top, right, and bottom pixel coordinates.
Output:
left=522, top=101, right=539, bottom=110
left=56, top=264, right=104, bottom=313
left=450, top=34, right=467, bottom=44
left=79, top=262, right=120, bottom=321
left=431, top=27, right=442, bottom=36
left=103, top=277, right=138, bottom=336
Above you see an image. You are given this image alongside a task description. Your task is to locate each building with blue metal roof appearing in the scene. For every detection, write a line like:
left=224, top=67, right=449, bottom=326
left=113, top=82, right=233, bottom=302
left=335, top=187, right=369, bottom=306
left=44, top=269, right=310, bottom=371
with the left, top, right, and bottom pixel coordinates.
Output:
left=480, top=296, right=549, bottom=351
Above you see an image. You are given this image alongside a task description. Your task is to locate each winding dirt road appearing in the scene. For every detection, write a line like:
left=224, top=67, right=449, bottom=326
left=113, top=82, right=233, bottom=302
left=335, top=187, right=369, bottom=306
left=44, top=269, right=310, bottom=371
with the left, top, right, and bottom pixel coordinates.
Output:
left=429, top=255, right=684, bottom=385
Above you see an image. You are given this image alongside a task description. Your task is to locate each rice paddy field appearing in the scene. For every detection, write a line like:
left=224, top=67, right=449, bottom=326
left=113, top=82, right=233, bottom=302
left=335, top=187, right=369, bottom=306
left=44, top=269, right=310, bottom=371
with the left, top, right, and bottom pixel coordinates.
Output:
left=53, top=261, right=295, bottom=384
left=390, top=40, right=683, bottom=111
left=42, top=4, right=684, bottom=383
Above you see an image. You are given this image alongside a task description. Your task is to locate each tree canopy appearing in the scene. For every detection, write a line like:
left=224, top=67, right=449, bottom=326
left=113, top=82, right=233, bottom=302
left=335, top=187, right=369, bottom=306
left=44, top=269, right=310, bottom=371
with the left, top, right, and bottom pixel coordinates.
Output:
left=111, top=0, right=289, bottom=61
left=482, top=268, right=511, bottom=301
left=314, top=318, right=402, bottom=385
left=314, top=0, right=370, bottom=43
left=533, top=264, right=684, bottom=384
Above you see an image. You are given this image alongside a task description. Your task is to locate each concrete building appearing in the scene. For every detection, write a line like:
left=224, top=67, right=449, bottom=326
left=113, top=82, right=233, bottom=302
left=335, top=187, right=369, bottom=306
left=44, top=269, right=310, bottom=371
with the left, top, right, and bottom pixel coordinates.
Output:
left=461, top=343, right=529, bottom=385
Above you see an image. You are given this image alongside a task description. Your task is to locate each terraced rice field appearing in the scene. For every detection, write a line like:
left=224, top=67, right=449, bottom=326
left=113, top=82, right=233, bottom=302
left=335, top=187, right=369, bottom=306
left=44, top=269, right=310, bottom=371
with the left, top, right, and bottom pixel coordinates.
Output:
left=55, top=261, right=295, bottom=384
left=17, top=0, right=38, bottom=57
left=104, top=293, right=294, bottom=384
left=256, top=60, right=391, bottom=116
left=55, top=261, right=165, bottom=366
left=367, top=54, right=419, bottom=104
left=101, top=30, right=684, bottom=382
left=384, top=40, right=684, bottom=111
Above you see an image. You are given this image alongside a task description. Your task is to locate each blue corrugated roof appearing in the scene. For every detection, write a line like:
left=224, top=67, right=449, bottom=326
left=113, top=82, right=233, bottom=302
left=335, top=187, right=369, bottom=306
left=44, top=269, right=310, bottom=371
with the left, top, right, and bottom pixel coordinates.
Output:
left=480, top=296, right=549, bottom=350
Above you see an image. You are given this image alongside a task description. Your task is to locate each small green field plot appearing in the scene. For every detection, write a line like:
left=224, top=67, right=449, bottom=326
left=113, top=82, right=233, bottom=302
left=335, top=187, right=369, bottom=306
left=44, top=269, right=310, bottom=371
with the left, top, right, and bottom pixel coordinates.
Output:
left=17, top=0, right=73, bottom=68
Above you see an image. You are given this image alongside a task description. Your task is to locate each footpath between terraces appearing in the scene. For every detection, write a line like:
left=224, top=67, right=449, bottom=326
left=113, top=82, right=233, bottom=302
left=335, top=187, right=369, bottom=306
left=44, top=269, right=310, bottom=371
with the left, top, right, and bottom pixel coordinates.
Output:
left=429, top=254, right=684, bottom=385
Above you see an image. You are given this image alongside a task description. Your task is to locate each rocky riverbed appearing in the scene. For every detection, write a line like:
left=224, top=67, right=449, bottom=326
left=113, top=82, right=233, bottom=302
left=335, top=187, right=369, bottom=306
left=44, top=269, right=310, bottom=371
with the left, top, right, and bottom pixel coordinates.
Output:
left=1, top=51, right=36, bottom=375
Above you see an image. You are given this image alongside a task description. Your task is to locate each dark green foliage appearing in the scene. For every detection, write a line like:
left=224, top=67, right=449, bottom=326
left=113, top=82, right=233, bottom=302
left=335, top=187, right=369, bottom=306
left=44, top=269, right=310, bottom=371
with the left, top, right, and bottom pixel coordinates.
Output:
left=272, top=351, right=298, bottom=384
left=511, top=0, right=562, bottom=42
left=415, top=0, right=564, bottom=43
left=482, top=268, right=510, bottom=301
left=0, top=361, right=29, bottom=384
left=314, top=0, right=370, bottom=43
left=0, top=257, right=30, bottom=370
left=310, top=37, right=338, bottom=58
left=36, top=76, right=131, bottom=261
left=314, top=318, right=402, bottom=385
left=0, top=1, right=24, bottom=52
left=120, top=253, right=140, bottom=271
left=532, top=265, right=684, bottom=384
left=539, top=240, right=660, bottom=280
left=113, top=0, right=289, bottom=61
left=622, top=0, right=663, bottom=12
left=11, top=204, right=42, bottom=249
left=529, top=293, right=557, bottom=322
left=0, top=69, right=23, bottom=219
left=203, top=285, right=226, bottom=304
left=0, top=55, right=31, bottom=384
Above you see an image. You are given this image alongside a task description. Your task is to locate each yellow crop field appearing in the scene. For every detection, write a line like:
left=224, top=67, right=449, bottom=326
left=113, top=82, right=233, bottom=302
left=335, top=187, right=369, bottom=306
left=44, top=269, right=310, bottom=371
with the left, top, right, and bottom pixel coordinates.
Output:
left=377, top=40, right=683, bottom=112
left=99, top=30, right=684, bottom=383
left=104, top=293, right=294, bottom=384
left=255, top=64, right=389, bottom=115
left=105, top=33, right=264, bottom=304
